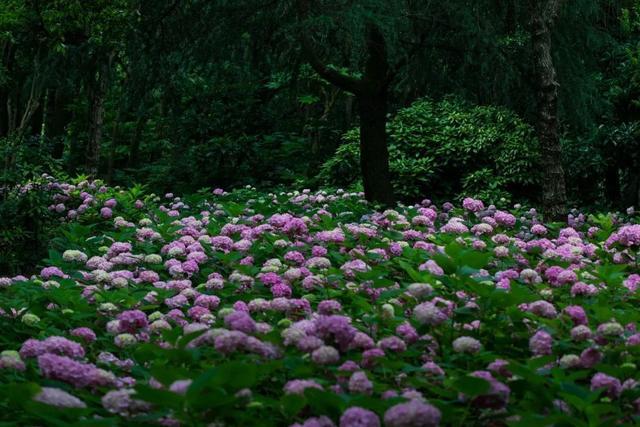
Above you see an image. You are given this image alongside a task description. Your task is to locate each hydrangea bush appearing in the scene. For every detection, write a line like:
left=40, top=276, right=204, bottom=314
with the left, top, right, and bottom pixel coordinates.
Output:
left=1, top=180, right=640, bottom=426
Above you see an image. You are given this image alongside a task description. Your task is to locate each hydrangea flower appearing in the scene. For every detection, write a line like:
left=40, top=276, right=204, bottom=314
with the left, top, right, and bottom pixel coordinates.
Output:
left=34, top=387, right=87, bottom=408
left=340, top=407, right=380, bottom=427
left=452, top=336, right=481, bottom=354
left=384, top=400, right=441, bottom=427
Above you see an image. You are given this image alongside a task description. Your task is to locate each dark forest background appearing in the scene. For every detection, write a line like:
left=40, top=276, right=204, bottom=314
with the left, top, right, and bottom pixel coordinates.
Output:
left=2, top=0, right=640, bottom=209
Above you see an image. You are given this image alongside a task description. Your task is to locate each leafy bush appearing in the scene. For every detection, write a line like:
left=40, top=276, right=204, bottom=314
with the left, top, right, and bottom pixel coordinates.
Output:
left=0, top=178, right=60, bottom=275
left=320, top=97, right=541, bottom=203
left=138, top=132, right=315, bottom=194
left=562, top=123, right=640, bottom=210
left=0, top=136, right=66, bottom=274
left=0, top=135, right=64, bottom=185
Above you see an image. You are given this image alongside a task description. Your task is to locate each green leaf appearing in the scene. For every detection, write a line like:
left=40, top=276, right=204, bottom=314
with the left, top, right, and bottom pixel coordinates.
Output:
left=397, top=260, right=426, bottom=282
left=134, top=385, right=184, bottom=409
left=450, top=376, right=490, bottom=397
left=304, top=389, right=344, bottom=418
left=188, top=361, right=258, bottom=397
left=280, top=394, right=306, bottom=417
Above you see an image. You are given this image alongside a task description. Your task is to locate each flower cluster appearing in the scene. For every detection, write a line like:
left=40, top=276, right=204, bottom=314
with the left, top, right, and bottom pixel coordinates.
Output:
left=1, top=181, right=640, bottom=425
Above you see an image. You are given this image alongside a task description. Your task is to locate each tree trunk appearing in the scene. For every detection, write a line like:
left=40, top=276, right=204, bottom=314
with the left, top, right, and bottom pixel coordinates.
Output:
left=505, top=0, right=517, bottom=34
left=530, top=0, right=567, bottom=221
left=1, top=41, right=15, bottom=138
left=7, top=93, right=17, bottom=135
left=85, top=59, right=110, bottom=177
left=107, top=105, right=122, bottom=184
left=128, top=116, right=146, bottom=168
left=358, top=90, right=394, bottom=206
left=39, top=89, right=49, bottom=145
left=357, top=23, right=395, bottom=206
left=298, top=1, right=395, bottom=205
left=623, top=167, right=640, bottom=209
left=604, top=162, right=620, bottom=209
left=50, top=89, right=71, bottom=159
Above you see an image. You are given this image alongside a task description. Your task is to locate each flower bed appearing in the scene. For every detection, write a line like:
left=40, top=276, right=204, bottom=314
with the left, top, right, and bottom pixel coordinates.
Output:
left=1, top=180, right=639, bottom=426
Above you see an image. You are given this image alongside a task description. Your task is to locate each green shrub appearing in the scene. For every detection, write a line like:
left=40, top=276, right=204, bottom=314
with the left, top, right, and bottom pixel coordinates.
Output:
left=561, top=122, right=640, bottom=209
left=0, top=178, right=60, bottom=275
left=0, top=136, right=65, bottom=274
left=320, top=97, right=540, bottom=203
left=139, top=132, right=314, bottom=194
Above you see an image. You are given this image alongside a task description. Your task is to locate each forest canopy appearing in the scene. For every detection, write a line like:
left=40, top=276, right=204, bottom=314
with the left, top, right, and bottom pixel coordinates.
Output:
left=1, top=0, right=639, bottom=210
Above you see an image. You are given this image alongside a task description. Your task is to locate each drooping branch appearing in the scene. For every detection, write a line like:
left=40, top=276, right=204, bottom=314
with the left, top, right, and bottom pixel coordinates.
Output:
left=300, top=35, right=363, bottom=94
left=297, top=0, right=362, bottom=95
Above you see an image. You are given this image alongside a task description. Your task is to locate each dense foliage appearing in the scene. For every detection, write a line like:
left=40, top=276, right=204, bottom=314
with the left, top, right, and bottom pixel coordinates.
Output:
left=320, top=98, right=540, bottom=203
left=1, top=1, right=640, bottom=207
left=1, top=179, right=640, bottom=426
left=0, top=179, right=57, bottom=274
left=0, top=138, right=66, bottom=274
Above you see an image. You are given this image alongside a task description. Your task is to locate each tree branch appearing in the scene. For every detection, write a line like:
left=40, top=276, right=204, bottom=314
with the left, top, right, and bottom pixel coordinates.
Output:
left=297, top=0, right=362, bottom=95
left=300, top=35, right=362, bottom=94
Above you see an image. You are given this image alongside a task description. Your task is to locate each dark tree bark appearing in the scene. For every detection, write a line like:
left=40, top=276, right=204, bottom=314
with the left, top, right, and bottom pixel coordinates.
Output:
left=36, top=89, right=49, bottom=145
left=85, top=58, right=111, bottom=177
left=1, top=41, right=15, bottom=138
left=128, top=116, right=146, bottom=168
left=0, top=91, right=6, bottom=138
left=529, top=0, right=567, bottom=221
left=107, top=103, right=123, bottom=184
left=298, top=1, right=395, bottom=206
left=358, top=89, right=393, bottom=206
left=604, top=161, right=620, bottom=209
left=623, top=169, right=639, bottom=209
left=504, top=0, right=517, bottom=34
left=357, top=24, right=394, bottom=206
left=50, top=89, right=72, bottom=159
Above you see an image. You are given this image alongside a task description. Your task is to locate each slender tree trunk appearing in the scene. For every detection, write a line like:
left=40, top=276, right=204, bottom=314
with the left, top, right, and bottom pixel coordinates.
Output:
left=86, top=75, right=105, bottom=176
left=107, top=105, right=122, bottom=184
left=50, top=89, right=70, bottom=159
left=128, top=116, right=146, bottom=168
left=530, top=0, right=567, bottom=221
left=4, top=93, right=19, bottom=176
left=4, top=52, right=43, bottom=173
left=1, top=41, right=15, bottom=138
left=86, top=58, right=111, bottom=177
left=605, top=162, right=620, bottom=209
left=39, top=89, right=49, bottom=145
left=0, top=88, right=6, bottom=139
left=0, top=41, right=8, bottom=138
left=623, top=167, right=639, bottom=209
left=505, top=0, right=517, bottom=34
left=17, top=50, right=43, bottom=136
left=345, top=96, right=354, bottom=125
left=7, top=93, right=17, bottom=135
left=0, top=92, right=6, bottom=138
